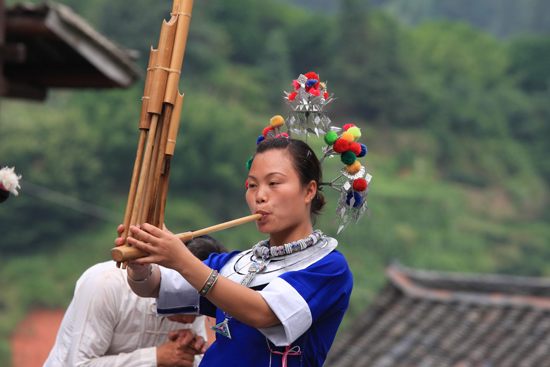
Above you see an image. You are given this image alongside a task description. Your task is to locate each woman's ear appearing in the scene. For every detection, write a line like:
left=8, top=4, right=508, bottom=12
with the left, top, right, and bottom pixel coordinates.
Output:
left=305, top=180, right=317, bottom=203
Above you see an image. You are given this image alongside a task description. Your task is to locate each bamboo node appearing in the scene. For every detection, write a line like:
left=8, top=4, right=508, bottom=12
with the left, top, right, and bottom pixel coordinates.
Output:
left=171, top=12, right=192, bottom=18
left=153, top=66, right=182, bottom=74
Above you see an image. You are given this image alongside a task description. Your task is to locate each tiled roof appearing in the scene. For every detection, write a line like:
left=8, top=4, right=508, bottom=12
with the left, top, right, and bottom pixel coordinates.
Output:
left=2, top=2, right=141, bottom=100
left=325, top=261, right=550, bottom=367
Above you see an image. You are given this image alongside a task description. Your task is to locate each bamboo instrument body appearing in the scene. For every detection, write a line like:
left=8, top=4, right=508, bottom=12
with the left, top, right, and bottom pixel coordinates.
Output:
left=112, top=0, right=260, bottom=266
left=114, top=0, right=194, bottom=268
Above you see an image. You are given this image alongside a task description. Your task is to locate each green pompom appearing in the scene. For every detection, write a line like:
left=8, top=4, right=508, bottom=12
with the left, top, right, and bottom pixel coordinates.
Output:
left=324, top=131, right=338, bottom=145
left=340, top=150, right=356, bottom=165
left=246, top=156, right=254, bottom=170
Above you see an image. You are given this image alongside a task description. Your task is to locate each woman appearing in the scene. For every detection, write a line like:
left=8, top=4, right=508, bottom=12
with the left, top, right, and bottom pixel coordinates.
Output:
left=116, top=137, right=353, bottom=366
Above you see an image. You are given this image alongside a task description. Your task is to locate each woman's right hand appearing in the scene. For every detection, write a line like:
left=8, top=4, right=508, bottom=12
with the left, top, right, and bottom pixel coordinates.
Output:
left=114, top=224, right=151, bottom=277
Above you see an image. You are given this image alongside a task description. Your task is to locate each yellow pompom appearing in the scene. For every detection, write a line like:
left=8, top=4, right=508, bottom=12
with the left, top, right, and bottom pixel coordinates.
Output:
left=341, top=132, right=354, bottom=143
left=270, top=115, right=285, bottom=128
left=347, top=126, right=361, bottom=141
left=345, top=161, right=362, bottom=175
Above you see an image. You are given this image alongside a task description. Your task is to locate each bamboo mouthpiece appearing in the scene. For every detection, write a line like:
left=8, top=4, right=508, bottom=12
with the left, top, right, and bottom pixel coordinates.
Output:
left=111, top=213, right=262, bottom=262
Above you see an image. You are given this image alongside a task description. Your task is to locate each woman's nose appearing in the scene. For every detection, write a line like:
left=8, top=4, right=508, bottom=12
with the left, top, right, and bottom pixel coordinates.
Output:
left=256, top=187, right=267, bottom=203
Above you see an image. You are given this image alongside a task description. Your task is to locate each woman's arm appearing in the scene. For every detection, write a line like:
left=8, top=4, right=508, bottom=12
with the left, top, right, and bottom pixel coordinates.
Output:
left=127, top=223, right=280, bottom=329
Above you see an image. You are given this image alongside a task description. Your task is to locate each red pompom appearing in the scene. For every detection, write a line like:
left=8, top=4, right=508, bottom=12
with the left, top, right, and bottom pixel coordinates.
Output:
left=353, top=178, right=368, bottom=192
left=245, top=180, right=249, bottom=190
left=288, top=92, right=298, bottom=101
left=333, top=139, right=350, bottom=153
left=305, top=71, right=319, bottom=81
left=323, top=92, right=329, bottom=99
left=275, top=133, right=289, bottom=138
left=343, top=124, right=356, bottom=131
left=308, top=87, right=320, bottom=96
left=349, top=142, right=362, bottom=156
left=263, top=126, right=275, bottom=138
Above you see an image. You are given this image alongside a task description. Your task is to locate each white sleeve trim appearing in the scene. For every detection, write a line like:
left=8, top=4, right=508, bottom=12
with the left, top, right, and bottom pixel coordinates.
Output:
left=156, top=267, right=200, bottom=315
left=258, top=277, right=312, bottom=346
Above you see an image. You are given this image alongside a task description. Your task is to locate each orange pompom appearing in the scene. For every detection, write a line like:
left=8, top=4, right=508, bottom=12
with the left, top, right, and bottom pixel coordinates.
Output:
left=270, top=115, right=285, bottom=128
left=341, top=132, right=354, bottom=143
left=345, top=161, right=362, bottom=175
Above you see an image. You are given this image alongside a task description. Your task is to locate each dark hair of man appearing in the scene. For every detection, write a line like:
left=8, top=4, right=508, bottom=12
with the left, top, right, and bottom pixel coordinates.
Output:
left=186, top=234, right=229, bottom=261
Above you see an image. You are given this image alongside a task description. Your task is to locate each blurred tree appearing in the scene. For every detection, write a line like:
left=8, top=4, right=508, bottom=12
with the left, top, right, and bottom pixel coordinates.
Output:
left=258, top=28, right=293, bottom=109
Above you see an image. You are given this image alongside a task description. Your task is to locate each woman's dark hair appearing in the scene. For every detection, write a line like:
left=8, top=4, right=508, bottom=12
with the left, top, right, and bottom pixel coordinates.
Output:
left=255, top=138, right=326, bottom=218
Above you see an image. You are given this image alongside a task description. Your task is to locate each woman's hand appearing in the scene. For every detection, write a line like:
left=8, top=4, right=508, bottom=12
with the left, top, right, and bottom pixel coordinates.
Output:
left=114, top=224, right=151, bottom=276
left=126, top=223, right=192, bottom=273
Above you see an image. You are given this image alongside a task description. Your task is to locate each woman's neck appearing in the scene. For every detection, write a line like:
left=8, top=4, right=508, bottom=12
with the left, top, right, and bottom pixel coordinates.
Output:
left=269, top=223, right=314, bottom=248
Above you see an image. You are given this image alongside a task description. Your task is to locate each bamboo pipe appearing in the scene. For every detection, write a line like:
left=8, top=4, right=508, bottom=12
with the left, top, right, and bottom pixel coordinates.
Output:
left=111, top=213, right=262, bottom=262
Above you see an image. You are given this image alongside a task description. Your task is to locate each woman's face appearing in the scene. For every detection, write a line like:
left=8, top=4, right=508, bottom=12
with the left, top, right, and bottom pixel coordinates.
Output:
left=246, top=149, right=315, bottom=245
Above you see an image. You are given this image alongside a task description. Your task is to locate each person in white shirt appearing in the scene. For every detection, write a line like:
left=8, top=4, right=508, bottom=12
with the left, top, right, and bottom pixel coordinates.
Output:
left=44, top=235, right=228, bottom=367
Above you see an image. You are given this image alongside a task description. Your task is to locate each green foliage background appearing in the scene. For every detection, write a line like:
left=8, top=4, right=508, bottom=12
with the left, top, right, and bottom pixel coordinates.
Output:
left=1, top=0, right=550, bottom=364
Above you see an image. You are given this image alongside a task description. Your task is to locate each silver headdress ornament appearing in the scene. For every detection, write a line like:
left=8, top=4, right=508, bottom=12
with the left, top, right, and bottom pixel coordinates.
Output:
left=253, top=72, right=372, bottom=233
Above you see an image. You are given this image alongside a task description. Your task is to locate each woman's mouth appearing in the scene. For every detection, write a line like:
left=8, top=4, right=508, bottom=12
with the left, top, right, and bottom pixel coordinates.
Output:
left=256, top=211, right=269, bottom=222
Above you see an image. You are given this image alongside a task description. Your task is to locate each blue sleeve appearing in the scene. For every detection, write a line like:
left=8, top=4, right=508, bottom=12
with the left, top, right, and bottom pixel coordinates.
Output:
left=280, top=250, right=353, bottom=322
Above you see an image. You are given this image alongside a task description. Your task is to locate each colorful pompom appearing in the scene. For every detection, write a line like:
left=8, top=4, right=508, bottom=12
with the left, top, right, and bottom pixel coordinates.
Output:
left=349, top=142, right=362, bottom=156
left=343, top=124, right=356, bottom=131
left=288, top=92, right=298, bottom=101
left=292, top=80, right=300, bottom=90
left=246, top=157, right=254, bottom=170
left=341, top=151, right=357, bottom=165
left=308, top=87, right=320, bottom=96
left=263, top=126, right=275, bottom=138
left=345, top=161, right=362, bottom=175
left=270, top=115, right=285, bottom=128
left=324, top=131, right=338, bottom=145
left=347, top=126, right=361, bottom=141
left=353, top=178, right=368, bottom=192
left=276, top=133, right=289, bottom=138
left=257, top=135, right=265, bottom=145
left=357, top=144, right=367, bottom=158
left=333, top=139, right=350, bottom=153
left=346, top=192, right=362, bottom=207
left=323, top=92, right=329, bottom=99
left=341, top=132, right=354, bottom=143
left=306, top=79, right=318, bottom=88
left=304, top=72, right=319, bottom=83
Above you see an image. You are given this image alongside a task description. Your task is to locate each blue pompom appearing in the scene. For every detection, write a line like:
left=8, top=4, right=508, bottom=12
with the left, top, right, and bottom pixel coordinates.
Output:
left=257, top=135, right=265, bottom=145
left=357, top=144, right=367, bottom=157
left=346, top=192, right=362, bottom=207
left=306, top=79, right=318, bottom=87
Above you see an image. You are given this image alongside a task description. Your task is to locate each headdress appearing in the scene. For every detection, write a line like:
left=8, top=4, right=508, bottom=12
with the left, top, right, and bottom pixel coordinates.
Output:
left=250, top=72, right=372, bottom=233
left=0, top=166, right=22, bottom=203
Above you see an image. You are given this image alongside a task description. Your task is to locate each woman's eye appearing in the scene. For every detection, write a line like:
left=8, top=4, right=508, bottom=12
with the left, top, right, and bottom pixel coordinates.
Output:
left=269, top=182, right=279, bottom=186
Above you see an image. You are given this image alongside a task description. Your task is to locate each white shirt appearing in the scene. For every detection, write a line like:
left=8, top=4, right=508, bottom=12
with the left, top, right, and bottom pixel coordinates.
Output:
left=43, top=261, right=206, bottom=367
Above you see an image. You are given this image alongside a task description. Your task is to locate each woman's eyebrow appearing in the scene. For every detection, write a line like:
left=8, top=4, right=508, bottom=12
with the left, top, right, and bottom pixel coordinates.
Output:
left=248, top=172, right=287, bottom=180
